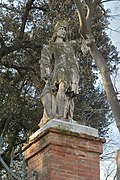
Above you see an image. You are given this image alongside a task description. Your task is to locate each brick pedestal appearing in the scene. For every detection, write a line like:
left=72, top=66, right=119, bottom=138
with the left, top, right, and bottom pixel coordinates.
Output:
left=23, top=119, right=105, bottom=180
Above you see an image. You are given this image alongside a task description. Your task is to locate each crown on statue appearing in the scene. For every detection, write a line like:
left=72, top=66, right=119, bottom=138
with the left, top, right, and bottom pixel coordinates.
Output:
left=54, top=20, right=68, bottom=31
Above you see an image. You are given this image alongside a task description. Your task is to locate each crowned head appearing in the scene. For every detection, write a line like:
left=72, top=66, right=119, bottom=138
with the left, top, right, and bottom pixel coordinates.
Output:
left=54, top=20, right=68, bottom=32
left=49, top=20, right=68, bottom=43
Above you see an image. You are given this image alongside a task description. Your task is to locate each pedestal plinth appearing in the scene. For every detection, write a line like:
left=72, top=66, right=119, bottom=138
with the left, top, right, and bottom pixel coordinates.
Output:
left=23, top=119, right=105, bottom=180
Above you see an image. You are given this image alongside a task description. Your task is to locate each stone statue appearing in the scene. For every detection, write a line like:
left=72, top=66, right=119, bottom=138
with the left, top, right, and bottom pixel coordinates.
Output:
left=38, top=20, right=80, bottom=127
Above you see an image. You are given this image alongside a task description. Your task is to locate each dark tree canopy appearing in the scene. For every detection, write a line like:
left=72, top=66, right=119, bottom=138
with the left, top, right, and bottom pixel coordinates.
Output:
left=0, top=0, right=119, bottom=171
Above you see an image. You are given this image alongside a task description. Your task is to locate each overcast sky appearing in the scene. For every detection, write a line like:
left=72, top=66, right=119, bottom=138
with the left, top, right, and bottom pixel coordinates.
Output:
left=100, top=2, right=120, bottom=179
left=104, top=1, right=120, bottom=94
left=104, top=1, right=120, bottom=51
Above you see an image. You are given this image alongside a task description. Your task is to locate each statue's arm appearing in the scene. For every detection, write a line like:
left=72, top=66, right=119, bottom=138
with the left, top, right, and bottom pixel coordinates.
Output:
left=39, top=45, right=52, bottom=82
left=70, top=38, right=82, bottom=51
left=81, top=33, right=95, bottom=55
left=70, top=32, right=95, bottom=56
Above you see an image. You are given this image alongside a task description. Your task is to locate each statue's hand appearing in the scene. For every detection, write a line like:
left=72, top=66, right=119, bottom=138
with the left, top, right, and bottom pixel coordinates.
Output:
left=85, top=33, right=95, bottom=46
left=81, top=33, right=95, bottom=55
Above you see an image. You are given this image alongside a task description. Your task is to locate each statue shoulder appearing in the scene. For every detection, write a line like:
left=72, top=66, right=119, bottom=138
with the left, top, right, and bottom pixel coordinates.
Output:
left=70, top=40, right=76, bottom=44
left=66, top=40, right=77, bottom=50
left=68, top=38, right=82, bottom=50
left=69, top=39, right=82, bottom=46
left=41, top=44, right=53, bottom=58
left=67, top=40, right=76, bottom=46
left=42, top=44, right=50, bottom=52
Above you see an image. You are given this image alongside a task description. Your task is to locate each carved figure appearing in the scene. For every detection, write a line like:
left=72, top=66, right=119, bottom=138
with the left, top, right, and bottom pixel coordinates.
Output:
left=39, top=21, right=80, bottom=127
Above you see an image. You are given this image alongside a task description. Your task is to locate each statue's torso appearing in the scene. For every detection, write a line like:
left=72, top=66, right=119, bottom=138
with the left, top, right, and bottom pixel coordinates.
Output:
left=51, top=41, right=79, bottom=84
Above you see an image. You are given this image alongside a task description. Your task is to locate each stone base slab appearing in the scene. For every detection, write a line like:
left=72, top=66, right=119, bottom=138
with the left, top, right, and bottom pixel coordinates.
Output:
left=29, top=119, right=98, bottom=142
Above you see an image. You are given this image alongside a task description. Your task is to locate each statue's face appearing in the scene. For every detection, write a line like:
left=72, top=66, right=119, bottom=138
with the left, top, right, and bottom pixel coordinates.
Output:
left=56, top=26, right=67, bottom=39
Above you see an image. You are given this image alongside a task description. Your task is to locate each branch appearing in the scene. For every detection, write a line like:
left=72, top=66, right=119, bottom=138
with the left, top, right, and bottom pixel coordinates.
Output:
left=0, top=2, right=20, bottom=13
left=74, top=0, right=100, bottom=37
left=107, top=27, right=120, bottom=33
left=1, top=115, right=12, bottom=136
left=31, top=5, right=48, bottom=11
left=85, top=0, right=100, bottom=32
left=89, top=42, right=120, bottom=130
left=19, top=0, right=35, bottom=39
left=0, top=41, right=42, bottom=58
left=2, top=63, right=29, bottom=76
left=0, top=155, right=21, bottom=180
left=0, top=33, right=5, bottom=48
left=85, top=0, right=93, bottom=31
left=73, top=0, right=87, bottom=38
left=101, top=0, right=118, bottom=3
left=99, top=4, right=106, bottom=14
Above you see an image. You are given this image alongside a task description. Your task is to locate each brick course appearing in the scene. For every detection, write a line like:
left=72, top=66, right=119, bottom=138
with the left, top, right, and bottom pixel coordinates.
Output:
left=23, top=128, right=105, bottom=180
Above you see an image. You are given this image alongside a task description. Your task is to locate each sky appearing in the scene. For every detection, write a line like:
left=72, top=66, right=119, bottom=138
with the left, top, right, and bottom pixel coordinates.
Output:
left=104, top=1, right=120, bottom=93
left=100, top=1, right=120, bottom=179
left=104, top=1, right=120, bottom=51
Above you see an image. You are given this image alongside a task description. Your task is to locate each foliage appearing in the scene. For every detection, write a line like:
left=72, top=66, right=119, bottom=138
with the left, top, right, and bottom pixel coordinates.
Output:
left=0, top=0, right=119, bottom=173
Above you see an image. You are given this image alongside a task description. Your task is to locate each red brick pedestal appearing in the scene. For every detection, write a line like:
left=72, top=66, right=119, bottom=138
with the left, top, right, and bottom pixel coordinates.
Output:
left=23, top=120, right=105, bottom=180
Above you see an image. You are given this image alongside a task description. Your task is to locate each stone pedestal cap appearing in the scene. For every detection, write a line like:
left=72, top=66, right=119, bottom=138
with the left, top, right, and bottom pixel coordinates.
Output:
left=29, top=119, right=99, bottom=142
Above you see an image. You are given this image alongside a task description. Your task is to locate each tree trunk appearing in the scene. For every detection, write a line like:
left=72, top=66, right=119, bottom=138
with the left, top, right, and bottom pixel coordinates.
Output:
left=74, top=1, right=120, bottom=178
left=89, top=42, right=120, bottom=129
left=116, top=149, right=120, bottom=180
left=89, top=42, right=120, bottom=179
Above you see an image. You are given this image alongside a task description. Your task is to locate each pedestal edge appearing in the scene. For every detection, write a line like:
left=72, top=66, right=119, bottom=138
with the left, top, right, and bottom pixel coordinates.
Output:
left=22, top=119, right=106, bottom=151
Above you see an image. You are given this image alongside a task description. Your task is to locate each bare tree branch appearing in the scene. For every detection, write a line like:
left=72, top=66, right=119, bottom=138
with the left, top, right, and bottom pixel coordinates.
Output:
left=0, top=32, right=5, bottom=48
left=85, top=0, right=100, bottom=32
left=0, top=41, right=42, bottom=58
left=116, top=149, right=120, bottom=178
left=0, top=2, right=20, bottom=13
left=89, top=42, right=120, bottom=129
left=31, top=5, right=48, bottom=11
left=73, top=0, right=87, bottom=38
left=2, top=63, right=29, bottom=76
left=19, top=0, right=35, bottom=39
left=74, top=0, right=100, bottom=38
left=101, top=0, right=119, bottom=3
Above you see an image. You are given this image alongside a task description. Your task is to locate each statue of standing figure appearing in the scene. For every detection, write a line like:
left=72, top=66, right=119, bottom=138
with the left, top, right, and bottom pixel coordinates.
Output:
left=38, top=20, right=80, bottom=127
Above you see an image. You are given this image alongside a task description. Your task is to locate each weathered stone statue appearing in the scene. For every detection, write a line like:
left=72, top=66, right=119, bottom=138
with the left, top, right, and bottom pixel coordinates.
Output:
left=38, top=21, right=80, bottom=127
